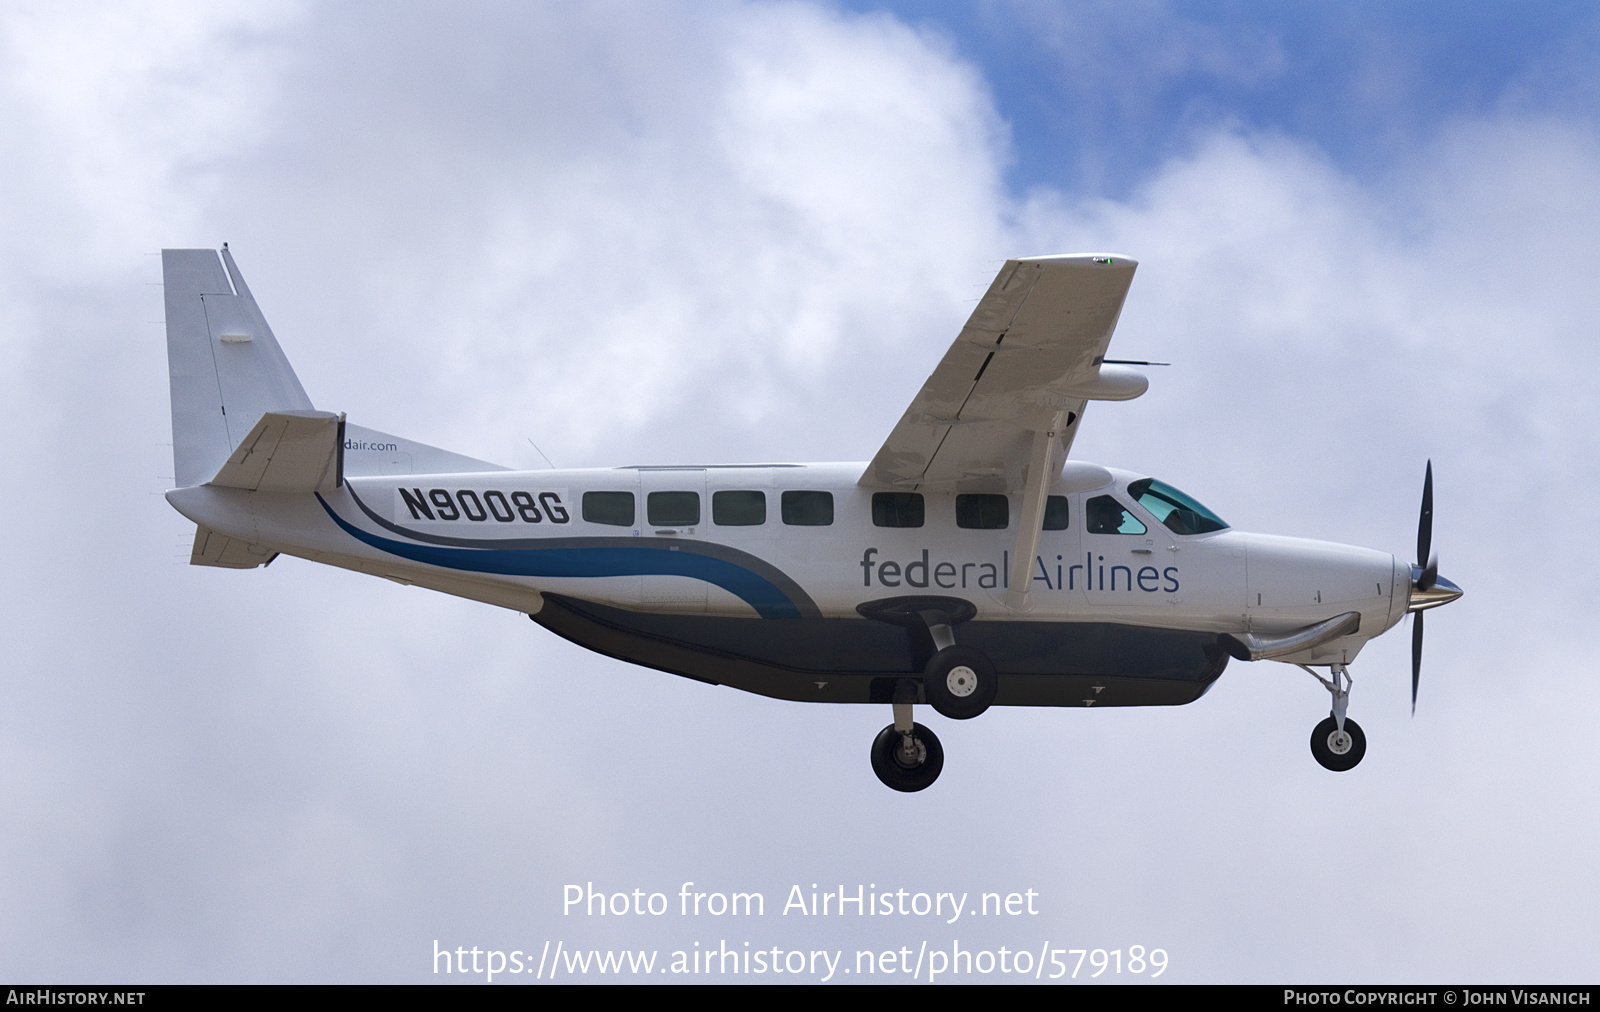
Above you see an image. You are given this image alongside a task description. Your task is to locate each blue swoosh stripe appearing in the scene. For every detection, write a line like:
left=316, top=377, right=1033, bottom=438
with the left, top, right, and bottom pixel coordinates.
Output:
left=317, top=495, right=803, bottom=619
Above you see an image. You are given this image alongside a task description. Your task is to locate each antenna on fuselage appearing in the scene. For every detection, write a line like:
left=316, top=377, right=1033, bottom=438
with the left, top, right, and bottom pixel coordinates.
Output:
left=527, top=438, right=556, bottom=469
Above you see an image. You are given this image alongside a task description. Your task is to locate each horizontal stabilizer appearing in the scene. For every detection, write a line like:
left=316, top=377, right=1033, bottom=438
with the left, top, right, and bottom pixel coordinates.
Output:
left=190, top=526, right=277, bottom=569
left=208, top=410, right=343, bottom=492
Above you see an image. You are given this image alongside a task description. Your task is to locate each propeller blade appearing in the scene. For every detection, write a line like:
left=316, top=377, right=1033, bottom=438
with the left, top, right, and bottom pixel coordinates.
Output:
left=1420, top=552, right=1438, bottom=593
left=1417, top=460, right=1433, bottom=569
left=1411, top=609, right=1424, bottom=715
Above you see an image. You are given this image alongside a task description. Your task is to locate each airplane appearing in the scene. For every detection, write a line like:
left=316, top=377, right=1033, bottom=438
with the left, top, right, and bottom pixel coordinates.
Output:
left=160, top=246, right=1462, bottom=792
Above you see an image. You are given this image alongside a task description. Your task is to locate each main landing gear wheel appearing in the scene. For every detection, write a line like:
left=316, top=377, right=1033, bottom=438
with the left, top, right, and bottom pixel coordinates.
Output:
left=1310, top=715, right=1366, bottom=772
left=871, top=722, right=944, bottom=792
left=922, top=646, right=998, bottom=720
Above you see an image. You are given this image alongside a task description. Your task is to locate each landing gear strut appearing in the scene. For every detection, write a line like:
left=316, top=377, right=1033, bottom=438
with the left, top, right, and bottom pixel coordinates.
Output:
left=1300, top=662, right=1366, bottom=771
left=856, top=598, right=992, bottom=790
left=870, top=681, right=944, bottom=792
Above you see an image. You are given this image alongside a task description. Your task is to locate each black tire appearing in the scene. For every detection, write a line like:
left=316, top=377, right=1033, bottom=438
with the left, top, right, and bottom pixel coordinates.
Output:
left=923, top=645, right=998, bottom=720
left=870, top=722, right=944, bottom=792
left=1310, top=715, right=1366, bottom=771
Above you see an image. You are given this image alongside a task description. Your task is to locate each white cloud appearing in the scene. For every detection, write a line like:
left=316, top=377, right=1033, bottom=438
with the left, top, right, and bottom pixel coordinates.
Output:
left=0, top=1, right=296, bottom=277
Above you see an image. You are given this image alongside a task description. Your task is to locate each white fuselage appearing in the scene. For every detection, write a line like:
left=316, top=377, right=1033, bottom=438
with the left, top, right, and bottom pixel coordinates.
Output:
left=167, top=460, right=1407, bottom=669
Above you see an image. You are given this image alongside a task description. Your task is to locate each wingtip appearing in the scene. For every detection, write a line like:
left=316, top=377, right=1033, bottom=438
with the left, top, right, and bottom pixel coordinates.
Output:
left=1016, top=252, right=1139, bottom=269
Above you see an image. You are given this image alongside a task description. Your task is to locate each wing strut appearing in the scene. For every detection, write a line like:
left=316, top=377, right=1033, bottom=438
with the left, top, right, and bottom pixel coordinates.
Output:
left=1003, top=413, right=1065, bottom=612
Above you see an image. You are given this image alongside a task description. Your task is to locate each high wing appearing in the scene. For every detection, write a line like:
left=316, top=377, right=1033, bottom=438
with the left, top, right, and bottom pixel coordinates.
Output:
left=860, top=254, right=1146, bottom=494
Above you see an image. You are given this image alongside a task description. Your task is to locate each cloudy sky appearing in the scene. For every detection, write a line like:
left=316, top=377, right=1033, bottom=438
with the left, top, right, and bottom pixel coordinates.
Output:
left=2, top=1, right=1598, bottom=984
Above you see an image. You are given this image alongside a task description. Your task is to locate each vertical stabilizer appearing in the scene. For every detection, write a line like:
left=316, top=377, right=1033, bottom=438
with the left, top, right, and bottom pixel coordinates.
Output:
left=163, top=247, right=314, bottom=487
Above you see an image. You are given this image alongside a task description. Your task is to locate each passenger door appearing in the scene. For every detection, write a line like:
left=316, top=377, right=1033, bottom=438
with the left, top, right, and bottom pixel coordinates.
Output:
left=639, top=468, right=708, bottom=613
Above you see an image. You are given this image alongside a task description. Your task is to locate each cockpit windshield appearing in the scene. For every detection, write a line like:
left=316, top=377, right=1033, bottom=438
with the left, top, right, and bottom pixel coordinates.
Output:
left=1127, top=478, right=1229, bottom=535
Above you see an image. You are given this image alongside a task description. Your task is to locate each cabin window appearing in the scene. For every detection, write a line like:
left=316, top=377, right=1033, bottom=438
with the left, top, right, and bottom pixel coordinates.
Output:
left=956, top=494, right=1009, bottom=530
left=781, top=490, right=833, bottom=526
left=582, top=491, right=635, bottom=527
left=1043, top=495, right=1070, bottom=530
left=1085, top=495, right=1146, bottom=535
left=1127, top=478, right=1229, bottom=535
left=872, top=492, right=924, bottom=528
left=647, top=491, right=700, bottom=527
left=713, top=490, right=766, bottom=526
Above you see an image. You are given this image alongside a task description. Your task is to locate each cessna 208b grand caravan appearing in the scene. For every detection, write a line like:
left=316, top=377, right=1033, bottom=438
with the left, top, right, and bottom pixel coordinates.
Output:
left=161, top=247, right=1461, bottom=791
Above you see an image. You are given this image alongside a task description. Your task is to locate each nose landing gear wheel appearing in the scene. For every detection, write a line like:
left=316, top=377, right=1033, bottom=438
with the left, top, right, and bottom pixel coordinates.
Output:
left=1310, top=716, right=1366, bottom=771
left=870, top=722, right=944, bottom=792
left=923, top=646, right=997, bottom=720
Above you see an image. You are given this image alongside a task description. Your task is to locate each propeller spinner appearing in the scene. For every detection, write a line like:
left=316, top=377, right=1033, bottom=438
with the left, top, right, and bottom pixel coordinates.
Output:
left=1407, top=460, right=1464, bottom=712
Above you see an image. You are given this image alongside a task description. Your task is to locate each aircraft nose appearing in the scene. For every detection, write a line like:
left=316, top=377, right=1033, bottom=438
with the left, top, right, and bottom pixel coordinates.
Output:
left=1408, top=570, right=1463, bottom=613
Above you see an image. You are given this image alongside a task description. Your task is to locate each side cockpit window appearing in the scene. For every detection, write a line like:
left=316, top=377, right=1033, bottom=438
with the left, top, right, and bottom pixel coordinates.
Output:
left=1127, top=478, right=1229, bottom=535
left=1085, top=495, right=1146, bottom=535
